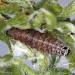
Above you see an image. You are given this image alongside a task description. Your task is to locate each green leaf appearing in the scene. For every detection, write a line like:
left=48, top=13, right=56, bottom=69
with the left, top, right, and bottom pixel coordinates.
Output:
left=67, top=51, right=75, bottom=70
left=30, top=9, right=57, bottom=31
left=40, top=9, right=57, bottom=31
left=0, top=66, right=11, bottom=75
left=0, top=62, right=25, bottom=75
left=34, top=0, right=62, bottom=15
left=44, top=68, right=73, bottom=75
left=1, top=54, right=13, bottom=62
left=46, top=54, right=60, bottom=71
left=0, top=18, right=6, bottom=31
left=56, top=22, right=75, bottom=34
left=0, top=32, right=11, bottom=52
left=13, top=41, right=35, bottom=58
left=33, top=0, right=47, bottom=10
left=50, top=54, right=56, bottom=67
left=71, top=20, right=75, bottom=25
left=43, top=0, right=62, bottom=15
left=30, top=11, right=44, bottom=28
left=0, top=14, right=5, bottom=19
left=2, top=0, right=32, bottom=9
left=36, top=52, right=48, bottom=73
left=13, top=58, right=39, bottom=75
left=6, top=13, right=31, bottom=29
left=11, top=63, right=25, bottom=75
left=54, top=22, right=75, bottom=43
left=0, top=3, right=21, bottom=14
left=58, top=0, right=75, bottom=18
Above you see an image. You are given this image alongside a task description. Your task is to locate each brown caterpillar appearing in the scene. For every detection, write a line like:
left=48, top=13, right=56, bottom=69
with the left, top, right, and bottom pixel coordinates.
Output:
left=6, top=28, right=69, bottom=56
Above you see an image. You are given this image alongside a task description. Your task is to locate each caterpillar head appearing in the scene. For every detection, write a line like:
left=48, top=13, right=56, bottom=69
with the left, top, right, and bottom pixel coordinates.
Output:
left=62, top=46, right=70, bottom=56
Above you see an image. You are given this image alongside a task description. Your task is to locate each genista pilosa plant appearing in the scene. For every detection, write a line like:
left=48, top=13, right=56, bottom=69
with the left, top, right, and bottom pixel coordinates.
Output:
left=0, top=0, right=75, bottom=75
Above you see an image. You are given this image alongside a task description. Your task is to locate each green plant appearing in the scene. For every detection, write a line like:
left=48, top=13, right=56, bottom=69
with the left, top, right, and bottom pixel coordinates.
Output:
left=0, top=0, right=75, bottom=75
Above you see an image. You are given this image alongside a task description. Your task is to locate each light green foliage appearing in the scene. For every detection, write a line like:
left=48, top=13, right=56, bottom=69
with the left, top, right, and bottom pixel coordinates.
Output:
left=0, top=0, right=75, bottom=75
left=67, top=51, right=75, bottom=69
left=0, top=32, right=11, bottom=51
left=43, top=0, right=62, bottom=15
left=30, top=9, right=57, bottom=30
left=58, top=0, right=75, bottom=18
left=7, top=13, right=27, bottom=25
left=56, top=22, right=75, bottom=34
left=0, top=54, right=13, bottom=62
left=12, top=41, right=50, bottom=74
left=50, top=54, right=57, bottom=67
left=0, top=18, right=6, bottom=31
left=0, top=14, right=5, bottom=19
left=0, top=66, right=11, bottom=75
left=43, top=68, right=73, bottom=75
left=1, top=0, right=34, bottom=15
left=36, top=52, right=48, bottom=73
left=33, top=0, right=47, bottom=10
left=55, top=22, right=75, bottom=43
left=13, top=58, right=39, bottom=75
left=11, top=63, right=25, bottom=75
left=30, top=12, right=44, bottom=28
left=0, top=55, right=12, bottom=75
left=0, top=61, right=26, bottom=75
left=2, top=0, right=32, bottom=9
left=0, top=4, right=21, bottom=14
left=7, top=13, right=31, bottom=29
left=14, top=41, right=35, bottom=58
left=41, top=9, right=57, bottom=31
left=34, top=0, right=62, bottom=15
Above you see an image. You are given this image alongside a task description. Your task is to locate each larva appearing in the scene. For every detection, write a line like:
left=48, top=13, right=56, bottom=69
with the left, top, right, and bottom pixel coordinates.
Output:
left=6, top=28, right=69, bottom=56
